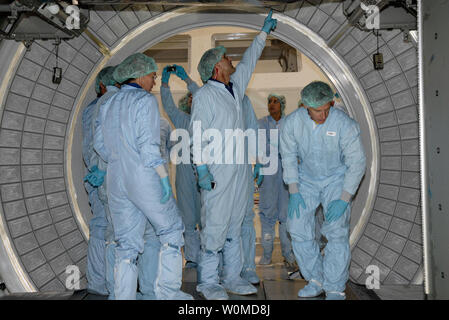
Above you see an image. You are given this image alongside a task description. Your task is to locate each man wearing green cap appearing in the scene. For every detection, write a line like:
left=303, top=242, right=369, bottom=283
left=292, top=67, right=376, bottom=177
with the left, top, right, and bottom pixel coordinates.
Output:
left=280, top=81, right=366, bottom=300
left=189, top=11, right=277, bottom=300
left=94, top=53, right=191, bottom=300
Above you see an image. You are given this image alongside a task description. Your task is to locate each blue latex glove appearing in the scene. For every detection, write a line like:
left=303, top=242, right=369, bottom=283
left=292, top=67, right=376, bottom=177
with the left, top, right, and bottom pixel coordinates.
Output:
left=262, top=10, right=277, bottom=34
left=83, top=165, right=106, bottom=187
left=325, top=200, right=349, bottom=222
left=196, top=164, right=214, bottom=191
left=160, top=176, right=172, bottom=204
left=83, top=171, right=93, bottom=184
left=288, top=193, right=306, bottom=219
left=162, top=66, right=173, bottom=84
left=86, top=165, right=99, bottom=175
left=173, top=64, right=188, bottom=80
left=253, top=164, right=264, bottom=186
left=95, top=170, right=106, bottom=186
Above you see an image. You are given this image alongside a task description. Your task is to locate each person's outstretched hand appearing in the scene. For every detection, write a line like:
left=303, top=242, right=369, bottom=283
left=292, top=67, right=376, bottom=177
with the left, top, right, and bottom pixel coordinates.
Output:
left=262, top=10, right=277, bottom=34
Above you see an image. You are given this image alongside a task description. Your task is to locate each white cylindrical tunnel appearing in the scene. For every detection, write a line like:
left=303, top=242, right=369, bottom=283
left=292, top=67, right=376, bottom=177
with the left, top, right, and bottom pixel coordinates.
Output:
left=0, top=4, right=421, bottom=294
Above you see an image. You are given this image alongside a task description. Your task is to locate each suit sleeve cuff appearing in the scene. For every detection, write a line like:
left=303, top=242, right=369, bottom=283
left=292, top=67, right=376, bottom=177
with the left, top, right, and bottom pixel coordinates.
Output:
left=155, top=164, right=168, bottom=179
left=288, top=183, right=299, bottom=194
left=340, top=190, right=352, bottom=202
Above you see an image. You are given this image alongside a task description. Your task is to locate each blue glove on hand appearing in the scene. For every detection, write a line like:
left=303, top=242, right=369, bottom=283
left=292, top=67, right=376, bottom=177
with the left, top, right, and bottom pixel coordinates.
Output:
left=262, top=10, right=277, bottom=34
left=173, top=64, right=188, bottom=80
left=162, top=66, right=173, bottom=84
left=326, top=200, right=349, bottom=222
left=288, top=192, right=306, bottom=219
left=94, top=169, right=106, bottom=186
left=160, top=176, right=172, bottom=204
left=196, top=165, right=214, bottom=191
left=83, top=165, right=106, bottom=187
left=253, top=164, right=264, bottom=186
left=83, top=171, right=94, bottom=185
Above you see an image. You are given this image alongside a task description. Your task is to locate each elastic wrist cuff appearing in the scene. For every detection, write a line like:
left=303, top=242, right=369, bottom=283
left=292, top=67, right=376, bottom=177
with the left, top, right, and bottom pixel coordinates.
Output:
left=288, top=183, right=299, bottom=194
left=340, top=190, right=352, bottom=202
left=155, top=165, right=168, bottom=179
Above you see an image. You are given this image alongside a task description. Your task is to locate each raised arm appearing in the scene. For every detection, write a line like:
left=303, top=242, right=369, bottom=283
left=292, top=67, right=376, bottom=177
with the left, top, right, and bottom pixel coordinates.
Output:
left=186, top=77, right=200, bottom=95
left=172, top=64, right=200, bottom=95
left=160, top=84, right=188, bottom=127
left=160, top=65, right=199, bottom=128
left=231, top=11, right=277, bottom=95
left=231, top=32, right=267, bottom=97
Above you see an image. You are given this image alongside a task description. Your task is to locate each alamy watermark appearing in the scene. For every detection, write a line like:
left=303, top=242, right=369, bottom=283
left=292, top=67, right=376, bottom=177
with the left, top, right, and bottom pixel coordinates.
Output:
left=168, top=122, right=280, bottom=175
left=46, top=4, right=80, bottom=30
left=365, top=265, right=380, bottom=290
left=65, top=265, right=80, bottom=290
left=48, top=3, right=379, bottom=34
